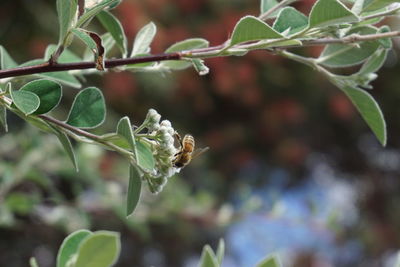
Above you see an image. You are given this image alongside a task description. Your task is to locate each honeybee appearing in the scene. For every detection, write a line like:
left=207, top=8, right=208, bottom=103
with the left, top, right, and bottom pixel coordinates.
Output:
left=173, top=133, right=209, bottom=168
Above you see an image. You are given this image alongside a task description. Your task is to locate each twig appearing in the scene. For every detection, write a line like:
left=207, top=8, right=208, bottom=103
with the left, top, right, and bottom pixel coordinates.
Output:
left=38, top=114, right=133, bottom=158
left=0, top=52, right=182, bottom=79
left=1, top=30, right=400, bottom=79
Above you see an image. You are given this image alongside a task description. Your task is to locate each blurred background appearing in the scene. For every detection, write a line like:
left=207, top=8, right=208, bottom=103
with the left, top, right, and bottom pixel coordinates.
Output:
left=1, top=0, right=400, bottom=266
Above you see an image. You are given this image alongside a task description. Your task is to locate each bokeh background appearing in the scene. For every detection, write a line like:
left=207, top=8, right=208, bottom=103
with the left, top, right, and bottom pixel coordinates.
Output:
left=1, top=0, right=400, bottom=266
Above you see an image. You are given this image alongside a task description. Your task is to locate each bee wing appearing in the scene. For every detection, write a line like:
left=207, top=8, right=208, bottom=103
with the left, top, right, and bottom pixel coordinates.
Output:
left=191, top=147, right=210, bottom=160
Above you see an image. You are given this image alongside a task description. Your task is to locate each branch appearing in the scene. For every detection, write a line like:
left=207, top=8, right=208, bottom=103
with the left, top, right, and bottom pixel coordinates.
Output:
left=0, top=52, right=181, bottom=79
left=1, top=30, right=399, bottom=79
left=38, top=114, right=133, bottom=158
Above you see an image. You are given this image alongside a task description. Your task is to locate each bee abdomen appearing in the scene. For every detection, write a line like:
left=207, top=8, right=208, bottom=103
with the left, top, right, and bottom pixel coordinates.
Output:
left=183, top=134, right=195, bottom=153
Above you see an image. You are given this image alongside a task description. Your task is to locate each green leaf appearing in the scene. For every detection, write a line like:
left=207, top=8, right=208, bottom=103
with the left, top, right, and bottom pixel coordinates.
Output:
left=191, top=59, right=209, bottom=75
left=377, top=25, right=392, bottom=49
left=75, top=231, right=121, bottom=267
left=359, top=48, right=388, bottom=75
left=20, top=79, right=62, bottom=114
left=318, top=26, right=380, bottom=67
left=19, top=59, right=81, bottom=88
left=56, top=0, right=78, bottom=43
left=71, top=29, right=98, bottom=53
left=66, top=87, right=106, bottom=128
left=216, top=239, right=225, bottom=265
left=260, top=0, right=279, bottom=17
left=126, top=165, right=142, bottom=216
left=11, top=90, right=40, bottom=115
left=161, top=38, right=209, bottom=70
left=256, top=255, right=282, bottom=267
left=97, top=11, right=127, bottom=56
left=0, top=46, right=17, bottom=69
left=44, top=45, right=82, bottom=63
left=273, top=7, right=308, bottom=36
left=29, top=257, right=39, bottom=267
left=117, top=116, right=137, bottom=152
left=0, top=105, right=7, bottom=132
left=136, top=140, right=155, bottom=170
left=230, top=16, right=283, bottom=46
left=57, top=230, right=92, bottom=267
left=199, top=245, right=219, bottom=267
left=76, top=0, right=120, bottom=28
left=362, top=0, right=399, bottom=12
left=309, top=0, right=359, bottom=28
left=340, top=85, right=386, bottom=146
left=54, top=128, right=79, bottom=171
left=131, top=22, right=157, bottom=56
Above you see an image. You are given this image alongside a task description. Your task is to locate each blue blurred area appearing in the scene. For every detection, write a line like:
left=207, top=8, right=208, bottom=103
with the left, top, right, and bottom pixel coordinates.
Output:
left=226, top=156, right=363, bottom=266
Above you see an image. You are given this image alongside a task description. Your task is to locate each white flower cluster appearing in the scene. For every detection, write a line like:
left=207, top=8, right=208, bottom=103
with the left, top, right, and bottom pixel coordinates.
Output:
left=139, top=109, right=181, bottom=194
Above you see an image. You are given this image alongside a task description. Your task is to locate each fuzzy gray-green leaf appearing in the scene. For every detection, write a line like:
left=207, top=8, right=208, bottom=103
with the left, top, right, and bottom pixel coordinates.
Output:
left=256, top=255, right=282, bottom=267
left=359, top=48, right=388, bottom=75
left=11, top=90, right=40, bottom=115
left=136, top=140, right=155, bottom=170
left=74, top=231, right=120, bottom=267
left=199, top=245, right=219, bottom=267
left=131, top=22, right=157, bottom=56
left=318, top=26, right=380, bottom=67
left=230, top=16, right=283, bottom=46
left=340, top=85, right=386, bottom=146
left=66, top=87, right=106, bottom=128
left=56, top=0, right=78, bottom=43
left=126, top=165, right=142, bottom=216
left=309, top=0, right=359, bottom=28
left=57, top=230, right=92, bottom=267
left=0, top=46, right=17, bottom=69
left=273, top=7, right=308, bottom=36
left=20, top=79, right=62, bottom=114
left=0, top=105, right=7, bottom=132
left=97, top=10, right=127, bottom=56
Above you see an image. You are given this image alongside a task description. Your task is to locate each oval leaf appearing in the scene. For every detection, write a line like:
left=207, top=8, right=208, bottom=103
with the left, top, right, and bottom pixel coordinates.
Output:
left=76, top=0, right=120, bottom=27
left=359, top=48, right=388, bottom=75
left=318, top=26, right=380, bottom=67
left=256, top=255, right=282, bottom=267
left=57, top=0, right=78, bottom=43
left=260, top=0, right=279, bottom=17
left=117, top=116, right=139, bottom=163
left=126, top=165, right=142, bottom=216
left=0, top=46, right=18, bottom=69
left=199, top=245, right=219, bottom=267
left=50, top=124, right=79, bottom=171
left=216, top=239, right=225, bottom=265
left=0, top=105, right=7, bottom=132
left=273, top=7, right=308, bottom=36
left=362, top=0, right=399, bottom=12
left=341, top=86, right=386, bottom=146
left=71, top=29, right=98, bottom=53
left=309, top=0, right=359, bottom=28
left=11, top=90, right=40, bottom=115
left=66, top=87, right=106, bottom=128
left=20, top=79, right=62, bottom=114
left=131, top=22, right=157, bottom=56
left=97, top=10, right=127, bottom=56
left=75, top=231, right=121, bottom=267
left=57, top=230, right=92, bottom=267
left=230, top=16, right=283, bottom=46
left=136, top=140, right=155, bottom=170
